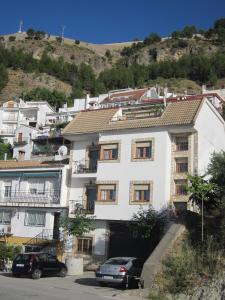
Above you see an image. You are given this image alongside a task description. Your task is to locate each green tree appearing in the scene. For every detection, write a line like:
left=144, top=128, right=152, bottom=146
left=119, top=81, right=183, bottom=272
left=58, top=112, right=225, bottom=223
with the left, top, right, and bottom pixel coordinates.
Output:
left=0, top=244, right=22, bottom=261
left=61, top=211, right=94, bottom=236
left=0, top=140, right=13, bottom=160
left=22, top=87, right=70, bottom=109
left=144, top=33, right=161, bottom=45
left=130, top=207, right=166, bottom=239
left=0, top=64, right=8, bottom=92
left=26, top=28, right=35, bottom=39
left=214, top=18, right=225, bottom=29
left=8, top=36, right=16, bottom=42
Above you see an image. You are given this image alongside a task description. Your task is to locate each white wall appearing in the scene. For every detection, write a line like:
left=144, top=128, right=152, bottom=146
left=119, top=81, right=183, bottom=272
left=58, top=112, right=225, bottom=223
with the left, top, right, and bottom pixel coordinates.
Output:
left=95, top=129, right=171, bottom=220
left=195, top=101, right=225, bottom=174
left=69, top=129, right=171, bottom=221
left=0, top=208, right=55, bottom=238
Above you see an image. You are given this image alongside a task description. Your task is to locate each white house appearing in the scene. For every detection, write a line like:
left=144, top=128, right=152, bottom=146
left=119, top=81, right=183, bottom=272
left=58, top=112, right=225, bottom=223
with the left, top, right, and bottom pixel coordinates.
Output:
left=0, top=99, right=56, bottom=144
left=13, top=125, right=39, bottom=161
left=63, top=98, right=225, bottom=261
left=0, top=161, right=69, bottom=253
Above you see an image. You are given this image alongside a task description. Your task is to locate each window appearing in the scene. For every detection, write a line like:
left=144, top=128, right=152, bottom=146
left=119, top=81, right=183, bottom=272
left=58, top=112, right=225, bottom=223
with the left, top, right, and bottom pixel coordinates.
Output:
left=0, top=210, right=11, bottom=224
left=25, top=211, right=46, bottom=226
left=77, top=237, right=93, bottom=254
left=29, top=180, right=45, bottom=195
left=133, top=184, right=150, bottom=202
left=135, top=141, right=152, bottom=159
left=4, top=184, right=12, bottom=197
left=175, top=180, right=188, bottom=195
left=176, top=158, right=188, bottom=173
left=100, top=143, right=118, bottom=160
left=130, top=183, right=151, bottom=203
left=176, top=137, right=188, bottom=151
left=97, top=184, right=116, bottom=202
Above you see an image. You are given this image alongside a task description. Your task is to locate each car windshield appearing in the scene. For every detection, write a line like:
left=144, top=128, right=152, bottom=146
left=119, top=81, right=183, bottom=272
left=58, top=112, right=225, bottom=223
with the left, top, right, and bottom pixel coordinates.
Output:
left=14, top=254, right=30, bottom=263
left=105, top=258, right=130, bottom=265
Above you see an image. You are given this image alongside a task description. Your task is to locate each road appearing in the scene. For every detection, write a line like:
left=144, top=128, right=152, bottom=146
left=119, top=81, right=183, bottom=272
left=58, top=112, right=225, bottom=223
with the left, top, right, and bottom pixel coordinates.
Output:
left=0, top=272, right=141, bottom=300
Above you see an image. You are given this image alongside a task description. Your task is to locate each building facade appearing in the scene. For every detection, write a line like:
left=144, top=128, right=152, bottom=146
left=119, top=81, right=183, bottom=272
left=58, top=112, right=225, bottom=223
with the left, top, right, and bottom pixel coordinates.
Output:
left=0, top=161, right=69, bottom=252
left=63, top=98, right=225, bottom=261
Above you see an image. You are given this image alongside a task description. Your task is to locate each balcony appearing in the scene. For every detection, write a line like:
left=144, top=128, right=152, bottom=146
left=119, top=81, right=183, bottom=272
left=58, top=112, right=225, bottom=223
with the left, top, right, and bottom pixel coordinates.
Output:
left=0, top=190, right=60, bottom=206
left=73, top=159, right=97, bottom=177
left=13, top=137, right=30, bottom=145
left=3, top=115, right=18, bottom=122
left=0, top=129, right=15, bottom=135
left=69, top=199, right=95, bottom=215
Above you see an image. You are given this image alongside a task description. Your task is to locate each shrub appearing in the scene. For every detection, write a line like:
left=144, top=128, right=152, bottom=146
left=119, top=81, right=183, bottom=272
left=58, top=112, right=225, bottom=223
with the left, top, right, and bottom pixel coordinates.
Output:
left=56, top=36, right=62, bottom=43
left=75, top=40, right=80, bottom=45
left=163, top=243, right=196, bottom=293
left=0, top=244, right=22, bottom=261
left=8, top=36, right=16, bottom=42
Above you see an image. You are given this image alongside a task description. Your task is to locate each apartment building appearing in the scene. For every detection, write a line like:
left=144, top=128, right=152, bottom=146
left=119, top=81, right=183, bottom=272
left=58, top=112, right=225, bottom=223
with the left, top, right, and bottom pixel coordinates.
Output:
left=0, top=161, right=69, bottom=252
left=0, top=99, right=55, bottom=144
left=63, top=98, right=225, bottom=261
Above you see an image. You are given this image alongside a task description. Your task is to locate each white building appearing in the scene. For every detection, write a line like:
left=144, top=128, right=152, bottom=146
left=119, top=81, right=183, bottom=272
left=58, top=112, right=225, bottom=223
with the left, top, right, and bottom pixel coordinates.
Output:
left=0, top=99, right=56, bottom=144
left=13, top=125, right=39, bottom=161
left=0, top=161, right=69, bottom=253
left=63, top=98, right=225, bottom=261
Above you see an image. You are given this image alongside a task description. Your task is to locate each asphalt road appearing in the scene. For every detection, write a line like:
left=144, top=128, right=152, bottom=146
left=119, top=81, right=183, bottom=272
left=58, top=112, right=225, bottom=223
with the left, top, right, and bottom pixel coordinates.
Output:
left=0, top=272, right=140, bottom=300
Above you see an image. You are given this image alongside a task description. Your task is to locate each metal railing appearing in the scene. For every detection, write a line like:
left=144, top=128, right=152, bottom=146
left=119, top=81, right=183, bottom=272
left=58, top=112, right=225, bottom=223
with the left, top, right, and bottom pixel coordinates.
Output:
left=25, top=229, right=54, bottom=246
left=69, top=199, right=95, bottom=214
left=0, top=129, right=15, bottom=135
left=0, top=190, right=60, bottom=204
left=3, top=115, right=18, bottom=121
left=74, top=159, right=98, bottom=174
left=13, top=137, right=30, bottom=145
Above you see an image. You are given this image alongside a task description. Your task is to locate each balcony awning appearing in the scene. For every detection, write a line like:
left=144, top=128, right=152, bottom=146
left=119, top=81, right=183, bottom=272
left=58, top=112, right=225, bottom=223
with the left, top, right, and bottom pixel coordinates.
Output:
left=0, top=172, right=60, bottom=178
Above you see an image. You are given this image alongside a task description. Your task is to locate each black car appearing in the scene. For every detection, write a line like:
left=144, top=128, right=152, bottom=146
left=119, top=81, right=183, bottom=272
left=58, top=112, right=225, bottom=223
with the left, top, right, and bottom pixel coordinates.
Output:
left=12, top=253, right=67, bottom=279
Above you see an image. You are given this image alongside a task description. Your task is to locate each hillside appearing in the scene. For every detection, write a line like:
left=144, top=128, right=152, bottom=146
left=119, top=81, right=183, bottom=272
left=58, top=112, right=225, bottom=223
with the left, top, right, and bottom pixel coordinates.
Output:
left=0, top=69, right=72, bottom=102
left=0, top=19, right=224, bottom=104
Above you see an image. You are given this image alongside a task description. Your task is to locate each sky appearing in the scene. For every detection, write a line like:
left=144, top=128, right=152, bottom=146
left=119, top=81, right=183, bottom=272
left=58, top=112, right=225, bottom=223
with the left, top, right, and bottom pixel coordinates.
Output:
left=0, top=0, right=225, bottom=44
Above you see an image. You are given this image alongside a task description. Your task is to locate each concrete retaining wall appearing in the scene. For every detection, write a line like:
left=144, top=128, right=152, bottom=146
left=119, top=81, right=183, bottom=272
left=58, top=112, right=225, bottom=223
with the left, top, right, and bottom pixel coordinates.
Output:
left=141, top=222, right=186, bottom=288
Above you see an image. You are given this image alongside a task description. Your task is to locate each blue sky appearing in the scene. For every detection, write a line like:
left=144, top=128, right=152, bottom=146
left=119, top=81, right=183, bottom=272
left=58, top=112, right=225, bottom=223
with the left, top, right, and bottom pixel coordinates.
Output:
left=0, top=0, right=225, bottom=43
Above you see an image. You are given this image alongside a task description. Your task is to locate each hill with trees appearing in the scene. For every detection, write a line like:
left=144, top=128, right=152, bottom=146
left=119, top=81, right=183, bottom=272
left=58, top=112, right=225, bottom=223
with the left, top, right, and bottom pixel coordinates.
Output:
left=0, top=18, right=224, bottom=108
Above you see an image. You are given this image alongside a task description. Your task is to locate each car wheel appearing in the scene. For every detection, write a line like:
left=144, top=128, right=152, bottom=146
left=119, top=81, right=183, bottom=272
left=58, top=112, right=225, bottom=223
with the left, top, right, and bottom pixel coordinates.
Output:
left=31, top=269, right=42, bottom=280
left=99, top=282, right=107, bottom=287
left=128, top=277, right=138, bottom=289
left=58, top=267, right=67, bottom=277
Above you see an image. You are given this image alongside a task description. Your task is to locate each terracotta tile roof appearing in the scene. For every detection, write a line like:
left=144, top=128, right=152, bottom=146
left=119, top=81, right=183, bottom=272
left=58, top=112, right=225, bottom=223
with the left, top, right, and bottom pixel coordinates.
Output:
left=63, top=99, right=203, bottom=136
left=101, top=88, right=148, bottom=104
left=142, top=93, right=224, bottom=104
left=0, top=161, right=62, bottom=169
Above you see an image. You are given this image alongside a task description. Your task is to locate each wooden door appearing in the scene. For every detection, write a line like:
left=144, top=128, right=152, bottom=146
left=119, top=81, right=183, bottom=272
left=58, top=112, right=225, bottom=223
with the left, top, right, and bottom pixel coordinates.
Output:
left=18, top=133, right=22, bottom=143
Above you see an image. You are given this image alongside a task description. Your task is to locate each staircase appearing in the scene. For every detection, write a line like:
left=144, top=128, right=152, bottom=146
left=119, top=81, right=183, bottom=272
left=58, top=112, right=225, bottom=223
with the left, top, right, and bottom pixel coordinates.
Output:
left=23, top=229, right=58, bottom=253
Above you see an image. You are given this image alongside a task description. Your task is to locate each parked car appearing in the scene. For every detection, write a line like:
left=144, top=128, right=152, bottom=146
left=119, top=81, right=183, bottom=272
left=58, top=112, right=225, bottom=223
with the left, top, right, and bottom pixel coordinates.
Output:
left=95, top=257, right=144, bottom=288
left=12, top=253, right=67, bottom=279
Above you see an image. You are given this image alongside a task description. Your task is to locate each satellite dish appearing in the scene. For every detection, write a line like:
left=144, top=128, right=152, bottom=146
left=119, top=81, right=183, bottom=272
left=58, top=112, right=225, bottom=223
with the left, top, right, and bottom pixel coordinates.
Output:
left=58, top=145, right=68, bottom=157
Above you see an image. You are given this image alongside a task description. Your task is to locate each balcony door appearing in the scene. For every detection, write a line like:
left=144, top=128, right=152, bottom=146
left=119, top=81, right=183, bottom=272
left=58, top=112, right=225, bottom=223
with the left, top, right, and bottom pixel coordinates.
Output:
left=86, top=185, right=96, bottom=214
left=88, top=147, right=99, bottom=171
left=18, top=133, right=23, bottom=143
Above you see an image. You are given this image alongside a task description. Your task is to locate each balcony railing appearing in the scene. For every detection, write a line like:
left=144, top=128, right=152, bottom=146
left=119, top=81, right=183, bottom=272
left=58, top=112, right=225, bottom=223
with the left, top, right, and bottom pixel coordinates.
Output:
left=0, top=129, right=15, bottom=135
left=69, top=199, right=95, bottom=214
left=3, top=115, right=18, bottom=121
left=74, top=159, right=97, bottom=174
left=0, top=190, right=60, bottom=204
left=13, top=137, right=30, bottom=145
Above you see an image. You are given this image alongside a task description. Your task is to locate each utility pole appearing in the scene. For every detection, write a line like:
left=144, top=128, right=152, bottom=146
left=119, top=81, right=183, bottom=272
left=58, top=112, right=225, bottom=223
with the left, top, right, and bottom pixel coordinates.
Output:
left=18, top=20, right=23, bottom=33
left=61, top=25, right=66, bottom=43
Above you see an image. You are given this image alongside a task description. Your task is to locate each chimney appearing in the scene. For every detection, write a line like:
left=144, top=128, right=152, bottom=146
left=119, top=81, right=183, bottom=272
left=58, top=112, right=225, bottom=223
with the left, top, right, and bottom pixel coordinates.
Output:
left=85, top=94, right=90, bottom=109
left=202, top=85, right=206, bottom=94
